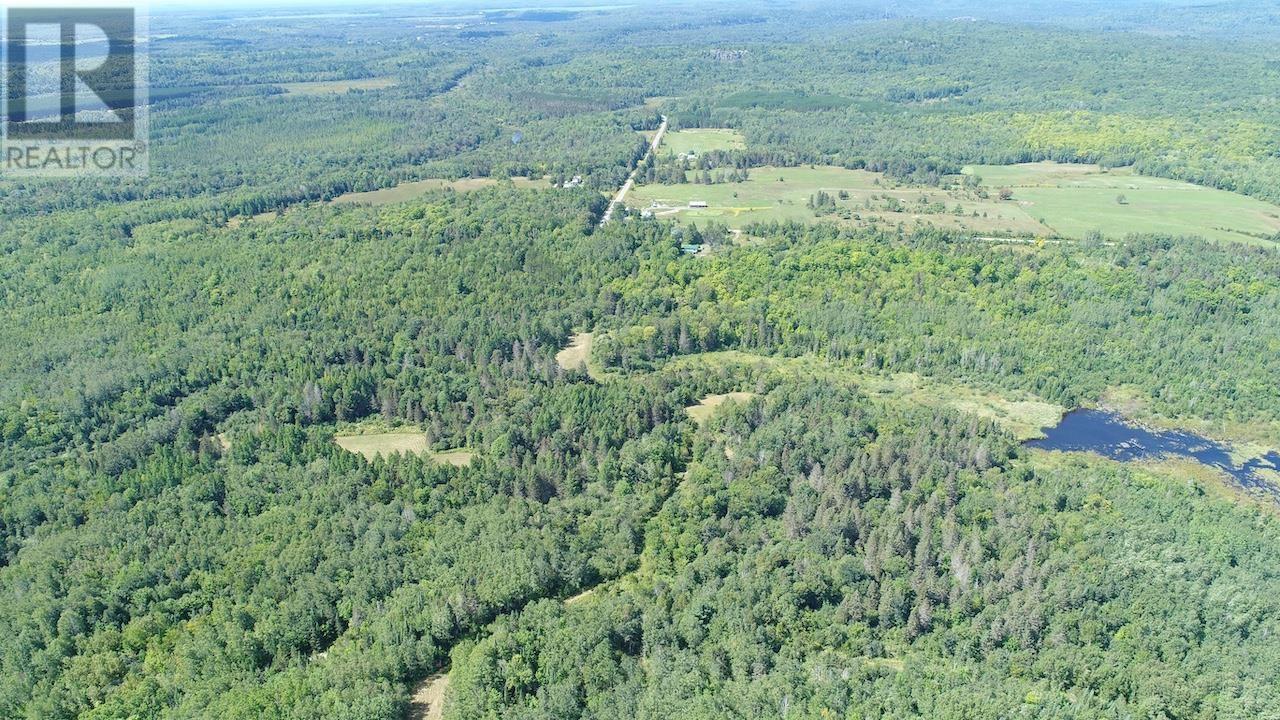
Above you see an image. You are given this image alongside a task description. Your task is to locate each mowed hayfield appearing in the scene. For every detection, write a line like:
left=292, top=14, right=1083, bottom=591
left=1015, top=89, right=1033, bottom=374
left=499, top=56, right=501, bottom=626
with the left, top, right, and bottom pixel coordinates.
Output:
left=658, top=128, right=746, bottom=156
left=555, top=332, right=610, bottom=382
left=331, top=176, right=550, bottom=205
left=334, top=432, right=475, bottom=465
left=965, top=163, right=1280, bottom=245
left=628, top=159, right=1280, bottom=245
left=626, top=165, right=1047, bottom=234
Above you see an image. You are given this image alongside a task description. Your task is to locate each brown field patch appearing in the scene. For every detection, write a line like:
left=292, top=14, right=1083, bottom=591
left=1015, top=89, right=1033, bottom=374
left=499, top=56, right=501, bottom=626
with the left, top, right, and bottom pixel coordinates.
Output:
left=687, top=391, right=756, bottom=425
left=555, top=332, right=593, bottom=371
left=334, top=432, right=474, bottom=466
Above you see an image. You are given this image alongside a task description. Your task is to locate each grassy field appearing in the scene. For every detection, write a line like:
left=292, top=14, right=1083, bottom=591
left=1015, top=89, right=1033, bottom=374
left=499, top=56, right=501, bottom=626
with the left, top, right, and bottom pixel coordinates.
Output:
left=686, top=391, right=757, bottom=425
left=853, top=371, right=1065, bottom=441
left=554, top=332, right=613, bottom=382
left=659, top=128, right=746, bottom=157
left=642, top=95, right=680, bottom=109
left=627, top=157, right=1280, bottom=245
left=628, top=165, right=1047, bottom=234
left=331, top=176, right=549, bottom=205
left=966, top=163, right=1280, bottom=245
left=278, top=77, right=397, bottom=95
left=430, top=449, right=478, bottom=467
left=334, top=432, right=427, bottom=458
left=333, top=431, right=475, bottom=465
left=555, top=332, right=593, bottom=371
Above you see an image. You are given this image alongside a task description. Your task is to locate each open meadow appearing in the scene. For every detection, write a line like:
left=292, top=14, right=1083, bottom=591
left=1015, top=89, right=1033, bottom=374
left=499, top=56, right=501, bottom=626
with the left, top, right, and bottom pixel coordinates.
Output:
left=658, top=128, right=746, bottom=156
left=627, top=164, right=1049, bottom=234
left=966, top=163, right=1280, bottom=244
left=629, top=128, right=1280, bottom=245
left=334, top=431, right=475, bottom=465
left=686, top=391, right=757, bottom=425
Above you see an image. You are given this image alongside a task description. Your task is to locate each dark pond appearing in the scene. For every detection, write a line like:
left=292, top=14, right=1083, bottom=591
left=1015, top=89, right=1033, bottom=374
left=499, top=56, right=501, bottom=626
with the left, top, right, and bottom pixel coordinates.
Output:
left=1027, top=409, right=1280, bottom=501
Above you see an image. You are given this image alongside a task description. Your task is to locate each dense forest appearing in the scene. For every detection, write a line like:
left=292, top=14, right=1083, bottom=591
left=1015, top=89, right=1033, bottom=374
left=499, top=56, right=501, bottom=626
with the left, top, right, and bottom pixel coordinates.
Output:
left=592, top=226, right=1280, bottom=423
left=3, top=1, right=1280, bottom=718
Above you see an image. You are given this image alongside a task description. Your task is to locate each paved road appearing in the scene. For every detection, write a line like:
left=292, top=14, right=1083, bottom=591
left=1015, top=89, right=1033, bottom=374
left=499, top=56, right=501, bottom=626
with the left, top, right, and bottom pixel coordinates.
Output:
left=602, top=115, right=667, bottom=224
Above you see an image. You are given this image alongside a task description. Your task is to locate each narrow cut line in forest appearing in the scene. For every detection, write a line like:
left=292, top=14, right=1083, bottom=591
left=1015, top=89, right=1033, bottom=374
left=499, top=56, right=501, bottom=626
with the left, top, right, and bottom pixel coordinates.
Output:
left=220, top=175, right=552, bottom=228
left=407, top=672, right=450, bottom=720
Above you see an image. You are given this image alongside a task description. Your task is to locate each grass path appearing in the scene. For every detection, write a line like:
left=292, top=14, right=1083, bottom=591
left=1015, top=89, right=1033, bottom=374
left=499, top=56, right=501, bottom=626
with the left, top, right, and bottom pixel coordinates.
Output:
left=407, top=673, right=450, bottom=720
left=564, top=588, right=597, bottom=605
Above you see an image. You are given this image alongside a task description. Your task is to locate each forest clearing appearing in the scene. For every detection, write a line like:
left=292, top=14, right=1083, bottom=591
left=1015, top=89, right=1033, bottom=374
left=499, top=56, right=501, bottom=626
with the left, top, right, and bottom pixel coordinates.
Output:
left=657, top=128, right=747, bottom=156
left=686, top=391, right=758, bottom=424
left=629, top=150, right=1280, bottom=243
left=407, top=673, right=450, bottom=720
left=554, top=332, right=594, bottom=371
left=334, top=432, right=475, bottom=465
left=664, top=352, right=1065, bottom=440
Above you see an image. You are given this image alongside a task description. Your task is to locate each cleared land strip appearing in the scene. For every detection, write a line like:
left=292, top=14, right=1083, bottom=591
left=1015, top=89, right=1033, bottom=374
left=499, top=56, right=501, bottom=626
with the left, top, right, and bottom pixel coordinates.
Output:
left=602, top=115, right=667, bottom=224
left=556, top=332, right=611, bottom=382
left=687, top=392, right=757, bottom=425
left=333, top=432, right=475, bottom=465
left=407, top=673, right=450, bottom=720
